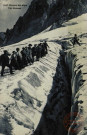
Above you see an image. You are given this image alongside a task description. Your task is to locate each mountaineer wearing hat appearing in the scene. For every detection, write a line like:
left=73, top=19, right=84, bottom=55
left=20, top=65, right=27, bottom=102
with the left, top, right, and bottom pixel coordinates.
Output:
left=16, top=48, right=23, bottom=69
left=11, top=51, right=19, bottom=70
left=21, top=47, right=28, bottom=66
left=28, top=44, right=33, bottom=64
left=73, top=34, right=80, bottom=46
left=0, top=50, right=13, bottom=76
left=36, top=44, right=42, bottom=61
left=43, top=41, right=49, bottom=55
left=32, top=44, right=37, bottom=63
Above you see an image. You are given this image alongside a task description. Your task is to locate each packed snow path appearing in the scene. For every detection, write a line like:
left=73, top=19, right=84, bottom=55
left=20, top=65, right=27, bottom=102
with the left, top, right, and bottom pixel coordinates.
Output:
left=0, top=42, right=61, bottom=135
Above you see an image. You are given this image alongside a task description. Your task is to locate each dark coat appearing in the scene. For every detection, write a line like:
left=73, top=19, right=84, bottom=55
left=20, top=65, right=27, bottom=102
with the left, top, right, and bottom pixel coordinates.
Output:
left=0, top=54, right=9, bottom=66
left=32, top=47, right=37, bottom=57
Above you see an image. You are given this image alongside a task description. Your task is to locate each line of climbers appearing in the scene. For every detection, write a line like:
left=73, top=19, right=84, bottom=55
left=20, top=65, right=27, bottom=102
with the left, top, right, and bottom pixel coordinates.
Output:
left=0, top=41, right=49, bottom=76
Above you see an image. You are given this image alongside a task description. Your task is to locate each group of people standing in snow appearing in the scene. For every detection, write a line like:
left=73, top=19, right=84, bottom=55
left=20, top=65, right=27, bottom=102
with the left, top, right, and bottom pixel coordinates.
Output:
left=0, top=34, right=80, bottom=77
left=0, top=41, right=49, bottom=76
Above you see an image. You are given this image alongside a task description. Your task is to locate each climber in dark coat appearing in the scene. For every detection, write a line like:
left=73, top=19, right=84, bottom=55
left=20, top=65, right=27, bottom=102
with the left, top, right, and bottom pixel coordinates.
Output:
left=28, top=44, right=33, bottom=64
left=0, top=50, right=13, bottom=76
left=73, top=34, right=80, bottom=46
left=11, top=51, right=19, bottom=70
left=43, top=41, right=49, bottom=54
left=21, top=48, right=28, bottom=67
left=16, top=48, right=23, bottom=69
left=36, top=44, right=42, bottom=61
left=32, top=44, right=37, bottom=62
left=41, top=43, right=45, bottom=57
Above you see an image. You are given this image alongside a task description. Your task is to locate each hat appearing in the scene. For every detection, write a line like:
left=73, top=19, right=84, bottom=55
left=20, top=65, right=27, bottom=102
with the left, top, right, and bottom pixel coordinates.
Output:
left=28, top=44, right=32, bottom=46
left=4, top=50, right=10, bottom=55
left=12, top=51, right=15, bottom=53
left=16, top=48, right=20, bottom=51
left=4, top=50, right=8, bottom=53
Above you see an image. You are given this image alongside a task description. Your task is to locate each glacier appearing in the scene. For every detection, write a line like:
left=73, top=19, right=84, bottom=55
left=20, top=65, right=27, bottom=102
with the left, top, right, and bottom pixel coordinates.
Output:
left=0, top=13, right=87, bottom=135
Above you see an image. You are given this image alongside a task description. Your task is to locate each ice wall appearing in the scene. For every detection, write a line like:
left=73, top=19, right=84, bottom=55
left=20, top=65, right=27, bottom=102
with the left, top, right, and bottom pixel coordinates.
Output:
left=64, top=42, right=87, bottom=135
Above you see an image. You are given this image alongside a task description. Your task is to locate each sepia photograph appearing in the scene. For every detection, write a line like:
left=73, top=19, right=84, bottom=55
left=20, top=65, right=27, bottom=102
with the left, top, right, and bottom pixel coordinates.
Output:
left=0, top=0, right=87, bottom=135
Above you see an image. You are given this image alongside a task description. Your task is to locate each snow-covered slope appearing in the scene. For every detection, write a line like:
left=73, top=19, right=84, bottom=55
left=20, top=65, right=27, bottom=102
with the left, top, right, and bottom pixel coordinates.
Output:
left=0, top=13, right=87, bottom=135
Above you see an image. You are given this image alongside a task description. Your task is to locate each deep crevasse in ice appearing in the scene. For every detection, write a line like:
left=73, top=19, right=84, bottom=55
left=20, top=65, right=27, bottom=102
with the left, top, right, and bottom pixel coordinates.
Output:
left=64, top=41, right=87, bottom=135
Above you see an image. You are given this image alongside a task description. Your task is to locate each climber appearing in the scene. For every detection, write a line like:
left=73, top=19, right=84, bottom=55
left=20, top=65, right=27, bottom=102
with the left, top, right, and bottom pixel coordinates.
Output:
left=43, top=41, right=49, bottom=54
left=0, top=50, right=13, bottom=76
left=32, top=44, right=37, bottom=62
left=16, top=48, right=23, bottom=69
left=28, top=44, right=33, bottom=64
left=73, top=34, right=80, bottom=46
left=21, top=47, right=28, bottom=66
left=11, top=51, right=19, bottom=70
